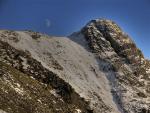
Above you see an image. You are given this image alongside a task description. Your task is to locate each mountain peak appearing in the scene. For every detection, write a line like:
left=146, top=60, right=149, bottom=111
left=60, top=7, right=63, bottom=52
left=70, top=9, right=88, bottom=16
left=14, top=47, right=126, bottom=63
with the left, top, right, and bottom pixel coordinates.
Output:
left=82, top=19, right=144, bottom=65
left=86, top=18, right=122, bottom=33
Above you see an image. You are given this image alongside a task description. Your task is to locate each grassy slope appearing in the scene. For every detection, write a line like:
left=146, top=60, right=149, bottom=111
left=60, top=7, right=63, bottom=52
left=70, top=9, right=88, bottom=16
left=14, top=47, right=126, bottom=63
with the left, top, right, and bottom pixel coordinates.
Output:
left=0, top=61, right=77, bottom=113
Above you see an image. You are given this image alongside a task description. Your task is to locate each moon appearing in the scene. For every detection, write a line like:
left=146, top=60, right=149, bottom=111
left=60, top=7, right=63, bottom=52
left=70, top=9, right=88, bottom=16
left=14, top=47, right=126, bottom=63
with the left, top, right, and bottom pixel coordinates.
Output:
left=45, top=19, right=51, bottom=27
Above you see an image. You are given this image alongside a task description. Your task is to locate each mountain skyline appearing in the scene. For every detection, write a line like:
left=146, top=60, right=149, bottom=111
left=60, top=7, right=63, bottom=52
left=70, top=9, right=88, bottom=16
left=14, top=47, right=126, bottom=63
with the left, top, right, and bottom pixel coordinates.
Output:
left=0, top=0, right=149, bottom=59
left=0, top=18, right=150, bottom=113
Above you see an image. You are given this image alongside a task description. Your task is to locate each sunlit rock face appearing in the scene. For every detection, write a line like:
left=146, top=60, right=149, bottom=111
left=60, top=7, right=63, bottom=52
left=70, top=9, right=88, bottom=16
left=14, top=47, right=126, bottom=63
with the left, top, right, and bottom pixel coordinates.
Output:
left=82, top=19, right=144, bottom=64
left=0, top=19, right=150, bottom=113
left=81, top=19, right=150, bottom=113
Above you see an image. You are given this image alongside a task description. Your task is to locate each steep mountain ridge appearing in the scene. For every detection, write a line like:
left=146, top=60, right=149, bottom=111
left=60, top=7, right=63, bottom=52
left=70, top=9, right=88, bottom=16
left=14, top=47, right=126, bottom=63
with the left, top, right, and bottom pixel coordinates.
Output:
left=0, top=19, right=149, bottom=113
left=80, top=19, right=150, bottom=113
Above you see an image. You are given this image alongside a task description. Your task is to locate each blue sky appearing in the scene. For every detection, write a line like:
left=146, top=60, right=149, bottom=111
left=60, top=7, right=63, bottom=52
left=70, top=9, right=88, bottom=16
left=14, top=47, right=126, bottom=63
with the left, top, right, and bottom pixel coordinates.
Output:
left=0, top=0, right=150, bottom=59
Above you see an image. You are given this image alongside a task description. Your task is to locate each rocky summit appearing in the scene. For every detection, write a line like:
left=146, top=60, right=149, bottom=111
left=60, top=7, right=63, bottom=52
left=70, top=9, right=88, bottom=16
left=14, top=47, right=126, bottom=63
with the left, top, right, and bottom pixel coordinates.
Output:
left=0, top=19, right=150, bottom=113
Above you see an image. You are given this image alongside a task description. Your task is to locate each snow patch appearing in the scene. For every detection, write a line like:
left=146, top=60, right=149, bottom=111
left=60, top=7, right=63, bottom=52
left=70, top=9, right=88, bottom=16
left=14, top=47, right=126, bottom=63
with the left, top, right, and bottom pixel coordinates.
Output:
left=50, top=89, right=59, bottom=97
left=75, top=109, right=82, bottom=113
left=0, top=109, right=7, bottom=113
left=146, top=68, right=150, bottom=74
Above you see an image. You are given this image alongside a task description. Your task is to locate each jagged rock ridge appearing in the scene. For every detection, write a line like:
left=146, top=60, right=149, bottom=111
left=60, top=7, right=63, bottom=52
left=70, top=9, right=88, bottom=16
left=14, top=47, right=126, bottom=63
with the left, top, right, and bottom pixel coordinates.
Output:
left=0, top=19, right=150, bottom=113
left=80, top=19, right=150, bottom=113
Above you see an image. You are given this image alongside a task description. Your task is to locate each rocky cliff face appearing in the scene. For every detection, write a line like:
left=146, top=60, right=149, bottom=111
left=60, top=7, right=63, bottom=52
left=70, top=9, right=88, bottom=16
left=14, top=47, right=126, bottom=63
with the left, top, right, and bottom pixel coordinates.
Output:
left=0, top=19, right=149, bottom=113
left=80, top=19, right=150, bottom=113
